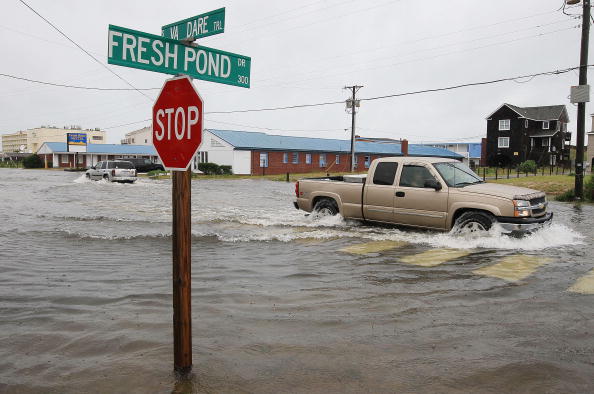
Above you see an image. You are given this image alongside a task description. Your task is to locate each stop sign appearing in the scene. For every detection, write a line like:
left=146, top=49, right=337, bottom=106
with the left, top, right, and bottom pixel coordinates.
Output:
left=152, top=76, right=204, bottom=171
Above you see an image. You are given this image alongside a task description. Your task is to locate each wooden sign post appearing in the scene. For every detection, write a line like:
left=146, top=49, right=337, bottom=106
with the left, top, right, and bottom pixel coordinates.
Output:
left=172, top=169, right=192, bottom=372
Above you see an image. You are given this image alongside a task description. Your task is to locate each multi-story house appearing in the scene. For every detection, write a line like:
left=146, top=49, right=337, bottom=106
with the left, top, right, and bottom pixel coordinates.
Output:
left=485, top=103, right=571, bottom=167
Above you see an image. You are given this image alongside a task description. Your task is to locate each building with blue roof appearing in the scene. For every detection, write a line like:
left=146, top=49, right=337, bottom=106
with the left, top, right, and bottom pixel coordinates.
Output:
left=416, top=142, right=482, bottom=167
left=37, top=142, right=158, bottom=168
left=196, top=129, right=462, bottom=175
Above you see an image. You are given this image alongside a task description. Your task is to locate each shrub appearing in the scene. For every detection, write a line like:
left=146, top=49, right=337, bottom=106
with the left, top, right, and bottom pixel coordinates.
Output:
left=555, top=189, right=575, bottom=202
left=147, top=169, right=167, bottom=176
left=219, top=165, right=232, bottom=175
left=198, top=162, right=221, bottom=175
left=585, top=175, right=594, bottom=202
left=517, top=160, right=537, bottom=174
left=22, top=154, right=43, bottom=168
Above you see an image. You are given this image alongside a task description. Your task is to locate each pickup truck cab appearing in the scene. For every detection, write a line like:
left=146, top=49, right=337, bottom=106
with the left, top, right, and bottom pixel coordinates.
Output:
left=294, top=157, right=552, bottom=234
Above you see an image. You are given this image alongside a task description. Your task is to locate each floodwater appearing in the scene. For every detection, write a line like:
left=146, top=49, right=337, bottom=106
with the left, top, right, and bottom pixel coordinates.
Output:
left=0, top=168, right=593, bottom=393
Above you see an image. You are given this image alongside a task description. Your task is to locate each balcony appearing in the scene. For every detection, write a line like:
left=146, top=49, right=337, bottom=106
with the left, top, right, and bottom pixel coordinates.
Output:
left=565, top=132, right=572, bottom=142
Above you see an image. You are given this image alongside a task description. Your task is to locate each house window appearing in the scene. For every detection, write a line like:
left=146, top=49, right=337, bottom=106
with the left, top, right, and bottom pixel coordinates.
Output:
left=499, top=119, right=510, bottom=131
left=283, top=153, right=288, bottom=164
left=305, top=153, right=312, bottom=164
left=77, top=154, right=84, bottom=164
left=199, top=151, right=208, bottom=163
left=61, top=154, right=69, bottom=164
left=335, top=154, right=340, bottom=164
left=259, top=153, right=268, bottom=168
left=542, top=121, right=549, bottom=130
left=292, top=152, right=299, bottom=164
left=525, top=119, right=529, bottom=128
left=319, top=154, right=327, bottom=167
left=364, top=156, right=371, bottom=168
left=542, top=138, right=549, bottom=147
left=498, top=137, right=510, bottom=148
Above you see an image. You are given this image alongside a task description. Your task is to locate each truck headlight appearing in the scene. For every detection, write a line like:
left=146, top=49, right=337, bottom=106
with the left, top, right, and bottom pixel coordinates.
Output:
left=513, top=200, right=530, bottom=217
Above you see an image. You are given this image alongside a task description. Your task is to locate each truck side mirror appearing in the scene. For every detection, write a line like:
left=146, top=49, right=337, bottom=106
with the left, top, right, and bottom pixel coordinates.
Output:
left=424, top=179, right=442, bottom=191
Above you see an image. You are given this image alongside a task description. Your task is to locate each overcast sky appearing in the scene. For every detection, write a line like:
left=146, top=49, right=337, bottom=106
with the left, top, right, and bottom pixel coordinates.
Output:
left=1, top=0, right=591, bottom=147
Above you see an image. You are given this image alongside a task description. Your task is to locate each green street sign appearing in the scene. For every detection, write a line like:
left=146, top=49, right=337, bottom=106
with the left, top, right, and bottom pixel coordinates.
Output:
left=162, top=8, right=225, bottom=40
left=107, top=25, right=250, bottom=88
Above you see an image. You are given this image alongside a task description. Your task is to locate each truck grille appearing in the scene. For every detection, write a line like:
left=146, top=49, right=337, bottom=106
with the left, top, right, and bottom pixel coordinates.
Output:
left=529, top=196, right=545, bottom=206
left=529, top=196, right=547, bottom=217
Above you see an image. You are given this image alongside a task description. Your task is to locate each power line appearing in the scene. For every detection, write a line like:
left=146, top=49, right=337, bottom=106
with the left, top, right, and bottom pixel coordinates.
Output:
left=0, top=73, right=160, bottom=91
left=17, top=0, right=152, bottom=101
left=99, top=64, right=592, bottom=128
left=360, top=65, right=589, bottom=103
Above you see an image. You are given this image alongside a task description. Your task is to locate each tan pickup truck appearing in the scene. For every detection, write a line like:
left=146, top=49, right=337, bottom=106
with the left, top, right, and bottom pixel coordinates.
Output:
left=293, top=156, right=553, bottom=234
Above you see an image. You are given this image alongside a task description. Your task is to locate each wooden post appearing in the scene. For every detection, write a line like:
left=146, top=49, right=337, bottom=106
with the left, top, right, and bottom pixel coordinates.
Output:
left=483, top=167, right=486, bottom=181
left=542, top=166, right=545, bottom=176
left=286, top=172, right=290, bottom=182
left=507, top=166, right=510, bottom=179
left=517, top=166, right=520, bottom=178
left=495, top=167, right=498, bottom=180
left=172, top=169, right=192, bottom=374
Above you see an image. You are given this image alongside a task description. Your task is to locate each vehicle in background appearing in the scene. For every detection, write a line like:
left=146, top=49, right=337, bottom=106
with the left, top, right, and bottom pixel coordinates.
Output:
left=125, top=158, right=165, bottom=173
left=86, top=160, right=137, bottom=183
left=294, top=156, right=552, bottom=234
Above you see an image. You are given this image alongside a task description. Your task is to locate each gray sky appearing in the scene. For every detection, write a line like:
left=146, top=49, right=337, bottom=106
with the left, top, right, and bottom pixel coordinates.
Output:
left=0, top=0, right=590, bottom=146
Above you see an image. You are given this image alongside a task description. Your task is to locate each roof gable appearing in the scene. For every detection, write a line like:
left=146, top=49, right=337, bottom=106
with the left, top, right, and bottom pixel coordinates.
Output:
left=487, top=103, right=568, bottom=121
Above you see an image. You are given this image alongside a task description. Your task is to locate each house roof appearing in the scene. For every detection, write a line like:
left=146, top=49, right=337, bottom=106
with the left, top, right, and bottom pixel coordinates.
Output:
left=506, top=104, right=567, bottom=121
left=487, top=103, right=569, bottom=122
left=208, top=129, right=463, bottom=158
left=39, top=142, right=157, bottom=155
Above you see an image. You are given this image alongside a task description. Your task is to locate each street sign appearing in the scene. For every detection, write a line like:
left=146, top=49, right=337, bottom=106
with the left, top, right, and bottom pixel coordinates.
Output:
left=162, top=8, right=225, bottom=40
left=108, top=25, right=250, bottom=88
left=152, top=76, right=204, bottom=171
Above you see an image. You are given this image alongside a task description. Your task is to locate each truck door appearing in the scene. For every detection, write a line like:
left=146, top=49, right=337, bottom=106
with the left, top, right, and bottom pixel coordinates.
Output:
left=393, top=164, right=448, bottom=229
left=363, top=161, right=398, bottom=222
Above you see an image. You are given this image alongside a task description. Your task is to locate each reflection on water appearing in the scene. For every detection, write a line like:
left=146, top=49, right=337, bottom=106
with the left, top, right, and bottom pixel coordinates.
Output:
left=0, top=169, right=593, bottom=393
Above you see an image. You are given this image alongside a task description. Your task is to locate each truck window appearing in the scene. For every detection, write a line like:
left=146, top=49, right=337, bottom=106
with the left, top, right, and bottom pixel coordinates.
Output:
left=373, top=162, right=398, bottom=185
left=399, top=165, right=436, bottom=188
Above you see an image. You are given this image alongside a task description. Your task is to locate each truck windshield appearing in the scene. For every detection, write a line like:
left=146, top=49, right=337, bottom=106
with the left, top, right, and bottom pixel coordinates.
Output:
left=433, top=162, right=482, bottom=187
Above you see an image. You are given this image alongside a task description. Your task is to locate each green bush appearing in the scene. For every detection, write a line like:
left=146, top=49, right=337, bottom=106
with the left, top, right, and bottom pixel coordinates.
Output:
left=585, top=175, right=594, bottom=202
left=198, top=162, right=221, bottom=175
left=219, top=165, right=232, bottom=175
left=517, top=160, right=537, bottom=174
left=22, top=154, right=43, bottom=169
left=555, top=189, right=575, bottom=202
left=147, top=169, right=168, bottom=176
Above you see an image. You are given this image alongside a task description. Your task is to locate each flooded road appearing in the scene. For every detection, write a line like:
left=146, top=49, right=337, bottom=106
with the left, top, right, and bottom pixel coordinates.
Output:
left=0, top=168, right=593, bottom=393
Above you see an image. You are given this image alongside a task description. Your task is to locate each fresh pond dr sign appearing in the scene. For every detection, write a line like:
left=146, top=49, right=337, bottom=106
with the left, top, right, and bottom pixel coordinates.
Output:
left=152, top=76, right=204, bottom=170
left=108, top=24, right=250, bottom=88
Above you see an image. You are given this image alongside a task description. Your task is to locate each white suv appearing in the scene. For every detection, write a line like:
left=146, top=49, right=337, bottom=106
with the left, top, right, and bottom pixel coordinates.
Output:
left=86, top=160, right=137, bottom=183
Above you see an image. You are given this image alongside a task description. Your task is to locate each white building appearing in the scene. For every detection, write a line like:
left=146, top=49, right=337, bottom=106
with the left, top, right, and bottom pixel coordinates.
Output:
left=2, top=126, right=106, bottom=153
left=122, top=126, right=152, bottom=145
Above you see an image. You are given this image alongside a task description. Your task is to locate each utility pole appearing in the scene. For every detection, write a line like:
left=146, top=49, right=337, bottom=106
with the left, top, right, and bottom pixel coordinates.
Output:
left=574, top=0, right=590, bottom=199
left=344, top=85, right=363, bottom=172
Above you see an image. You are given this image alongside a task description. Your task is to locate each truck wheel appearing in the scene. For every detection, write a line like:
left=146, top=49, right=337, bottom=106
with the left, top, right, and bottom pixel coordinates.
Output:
left=103, top=174, right=109, bottom=182
left=453, top=211, right=493, bottom=233
left=313, top=199, right=338, bottom=216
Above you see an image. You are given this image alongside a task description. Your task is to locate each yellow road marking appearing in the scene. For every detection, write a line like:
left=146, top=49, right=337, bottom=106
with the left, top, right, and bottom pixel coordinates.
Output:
left=339, top=240, right=407, bottom=255
left=294, top=236, right=338, bottom=244
left=473, top=255, right=552, bottom=282
left=568, top=269, right=594, bottom=294
left=400, top=248, right=472, bottom=267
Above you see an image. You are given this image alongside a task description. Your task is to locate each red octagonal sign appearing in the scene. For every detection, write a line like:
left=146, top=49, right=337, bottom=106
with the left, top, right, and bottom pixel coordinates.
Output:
left=153, top=76, right=204, bottom=171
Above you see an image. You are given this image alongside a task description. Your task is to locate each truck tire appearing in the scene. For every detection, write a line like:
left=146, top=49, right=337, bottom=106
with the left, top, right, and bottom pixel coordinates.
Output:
left=453, top=211, right=494, bottom=233
left=313, top=199, right=338, bottom=216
